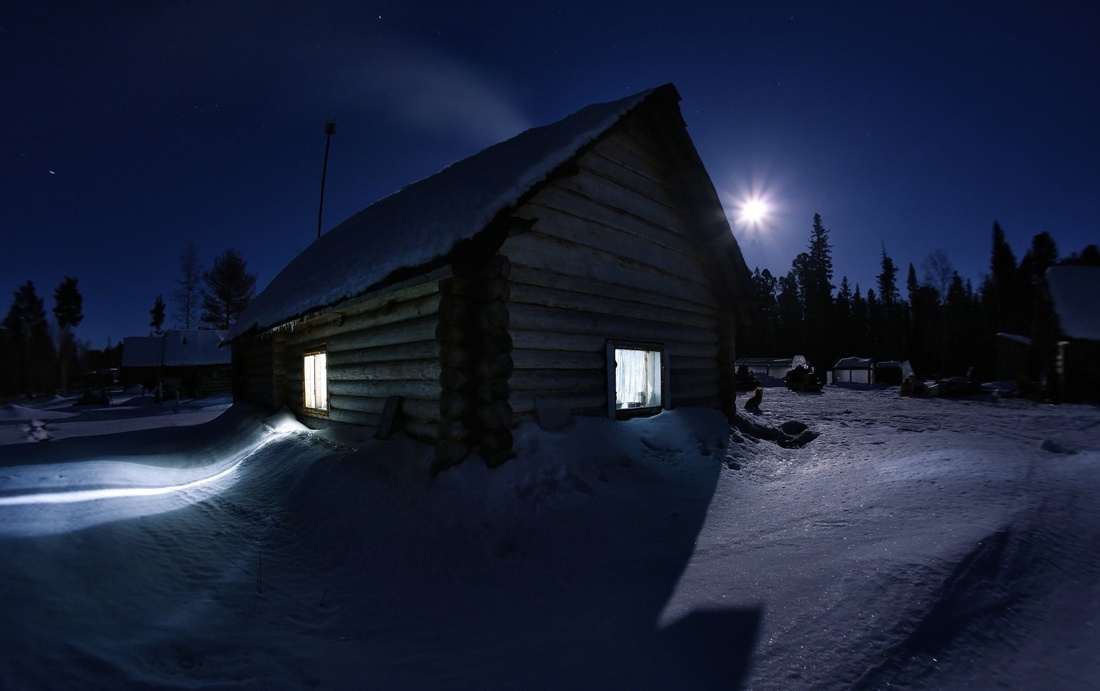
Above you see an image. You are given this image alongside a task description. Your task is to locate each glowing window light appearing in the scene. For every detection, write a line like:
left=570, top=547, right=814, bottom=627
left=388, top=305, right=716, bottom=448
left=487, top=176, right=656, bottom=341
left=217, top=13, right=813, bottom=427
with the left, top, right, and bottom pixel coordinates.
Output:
left=304, top=350, right=328, bottom=412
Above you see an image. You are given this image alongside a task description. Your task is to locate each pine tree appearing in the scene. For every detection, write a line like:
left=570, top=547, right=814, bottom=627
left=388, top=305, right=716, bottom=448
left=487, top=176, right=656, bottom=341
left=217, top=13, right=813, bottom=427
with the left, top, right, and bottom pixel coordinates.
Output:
left=989, top=222, right=1020, bottom=333
left=791, top=213, right=836, bottom=366
left=4, top=281, right=56, bottom=395
left=173, top=243, right=204, bottom=329
left=52, top=277, right=83, bottom=393
left=876, top=247, right=903, bottom=358
left=150, top=295, right=166, bottom=335
left=200, top=249, right=257, bottom=330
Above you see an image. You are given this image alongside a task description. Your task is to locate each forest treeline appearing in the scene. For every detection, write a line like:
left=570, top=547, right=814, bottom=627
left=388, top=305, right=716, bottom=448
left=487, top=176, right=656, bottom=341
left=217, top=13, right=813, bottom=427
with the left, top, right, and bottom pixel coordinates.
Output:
left=739, top=214, right=1100, bottom=386
left=0, top=245, right=256, bottom=400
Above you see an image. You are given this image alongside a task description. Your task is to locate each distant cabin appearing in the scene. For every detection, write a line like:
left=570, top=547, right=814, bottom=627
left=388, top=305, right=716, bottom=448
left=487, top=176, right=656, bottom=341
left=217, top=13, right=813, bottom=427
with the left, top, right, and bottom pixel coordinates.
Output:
left=227, top=84, right=753, bottom=467
left=121, top=330, right=231, bottom=397
left=832, top=357, right=874, bottom=385
left=1046, top=265, right=1100, bottom=402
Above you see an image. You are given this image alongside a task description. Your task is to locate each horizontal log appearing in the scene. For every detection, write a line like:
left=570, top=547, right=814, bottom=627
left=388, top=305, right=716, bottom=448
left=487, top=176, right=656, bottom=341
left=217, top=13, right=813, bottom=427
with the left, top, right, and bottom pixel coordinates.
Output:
left=508, top=282, right=717, bottom=331
left=292, top=314, right=439, bottom=352
left=508, top=303, right=718, bottom=346
left=327, top=360, right=441, bottom=382
left=509, top=368, right=605, bottom=395
left=326, top=407, right=381, bottom=427
left=503, top=233, right=717, bottom=307
left=328, top=379, right=440, bottom=399
left=286, top=291, right=442, bottom=343
left=327, top=340, right=439, bottom=366
left=328, top=394, right=440, bottom=423
left=511, top=348, right=604, bottom=371
left=508, top=329, right=608, bottom=353
left=580, top=147, right=677, bottom=210
left=522, top=182, right=699, bottom=269
left=508, top=264, right=715, bottom=319
left=588, top=122, right=665, bottom=180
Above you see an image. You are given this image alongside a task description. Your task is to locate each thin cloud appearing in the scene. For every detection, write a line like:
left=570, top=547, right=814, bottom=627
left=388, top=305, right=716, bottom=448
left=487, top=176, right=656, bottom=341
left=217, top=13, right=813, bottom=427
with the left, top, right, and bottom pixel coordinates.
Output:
left=345, top=41, right=532, bottom=145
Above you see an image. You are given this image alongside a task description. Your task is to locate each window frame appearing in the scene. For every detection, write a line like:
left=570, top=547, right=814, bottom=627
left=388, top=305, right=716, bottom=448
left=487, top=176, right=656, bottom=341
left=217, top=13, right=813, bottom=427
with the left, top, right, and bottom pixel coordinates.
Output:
left=302, top=348, right=329, bottom=416
left=606, top=340, right=669, bottom=419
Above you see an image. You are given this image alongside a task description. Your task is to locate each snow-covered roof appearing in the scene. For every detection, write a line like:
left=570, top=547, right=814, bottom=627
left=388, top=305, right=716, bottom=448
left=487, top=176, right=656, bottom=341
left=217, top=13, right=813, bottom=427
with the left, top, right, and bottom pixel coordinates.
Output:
left=834, top=356, right=873, bottom=369
left=1046, top=265, right=1100, bottom=341
left=162, top=330, right=230, bottom=367
left=121, top=331, right=229, bottom=368
left=228, top=85, right=677, bottom=340
left=996, top=332, right=1032, bottom=346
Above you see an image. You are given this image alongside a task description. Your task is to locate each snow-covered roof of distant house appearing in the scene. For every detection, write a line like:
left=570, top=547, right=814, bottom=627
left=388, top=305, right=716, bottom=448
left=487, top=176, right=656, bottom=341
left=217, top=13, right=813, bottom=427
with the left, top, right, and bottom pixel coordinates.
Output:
left=121, top=331, right=229, bottom=367
left=228, top=85, right=689, bottom=340
left=996, top=333, right=1032, bottom=346
left=121, top=336, right=163, bottom=368
left=1046, top=265, right=1100, bottom=341
left=162, top=330, right=230, bottom=367
left=834, top=357, right=873, bottom=369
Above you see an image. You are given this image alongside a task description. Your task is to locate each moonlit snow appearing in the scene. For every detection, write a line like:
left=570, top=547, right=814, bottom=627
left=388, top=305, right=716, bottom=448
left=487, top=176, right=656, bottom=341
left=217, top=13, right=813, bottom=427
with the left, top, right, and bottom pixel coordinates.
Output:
left=1, top=386, right=1097, bottom=689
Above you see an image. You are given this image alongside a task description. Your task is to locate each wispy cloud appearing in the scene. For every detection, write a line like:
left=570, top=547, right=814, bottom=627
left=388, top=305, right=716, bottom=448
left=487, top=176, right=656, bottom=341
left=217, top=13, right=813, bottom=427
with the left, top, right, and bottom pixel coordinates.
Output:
left=343, top=40, right=532, bottom=145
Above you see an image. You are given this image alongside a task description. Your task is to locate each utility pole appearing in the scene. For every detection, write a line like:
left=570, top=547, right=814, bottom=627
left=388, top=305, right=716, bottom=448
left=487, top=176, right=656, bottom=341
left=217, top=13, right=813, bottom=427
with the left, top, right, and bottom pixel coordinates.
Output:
left=316, top=120, right=336, bottom=240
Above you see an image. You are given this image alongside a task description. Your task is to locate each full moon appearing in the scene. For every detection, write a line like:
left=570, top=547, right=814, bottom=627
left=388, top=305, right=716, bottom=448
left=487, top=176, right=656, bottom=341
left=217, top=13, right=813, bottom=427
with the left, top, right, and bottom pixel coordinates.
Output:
left=740, top=198, right=768, bottom=224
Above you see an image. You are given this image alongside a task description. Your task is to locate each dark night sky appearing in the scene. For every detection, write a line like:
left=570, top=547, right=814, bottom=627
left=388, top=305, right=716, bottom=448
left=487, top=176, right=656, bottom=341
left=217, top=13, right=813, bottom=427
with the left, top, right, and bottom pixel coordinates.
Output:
left=3, top=1, right=1098, bottom=349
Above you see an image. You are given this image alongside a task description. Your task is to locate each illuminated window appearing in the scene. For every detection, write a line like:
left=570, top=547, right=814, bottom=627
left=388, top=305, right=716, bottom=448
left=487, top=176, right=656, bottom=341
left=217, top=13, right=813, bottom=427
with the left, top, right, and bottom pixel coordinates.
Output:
left=609, top=343, right=666, bottom=417
left=303, top=350, right=328, bottom=413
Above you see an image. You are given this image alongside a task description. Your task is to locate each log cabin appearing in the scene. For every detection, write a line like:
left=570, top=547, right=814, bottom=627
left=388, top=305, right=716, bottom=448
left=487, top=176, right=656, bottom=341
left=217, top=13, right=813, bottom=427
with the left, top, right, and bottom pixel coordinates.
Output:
left=227, top=84, right=754, bottom=468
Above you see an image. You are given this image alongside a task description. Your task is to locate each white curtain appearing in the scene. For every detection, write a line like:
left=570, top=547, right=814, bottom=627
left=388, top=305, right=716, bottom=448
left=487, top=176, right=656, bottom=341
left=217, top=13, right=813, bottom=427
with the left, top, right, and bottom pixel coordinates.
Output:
left=615, top=349, right=661, bottom=408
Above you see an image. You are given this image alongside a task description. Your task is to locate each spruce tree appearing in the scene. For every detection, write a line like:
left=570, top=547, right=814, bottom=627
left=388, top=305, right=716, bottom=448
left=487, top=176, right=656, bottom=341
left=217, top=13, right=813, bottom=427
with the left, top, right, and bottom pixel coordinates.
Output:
left=52, top=277, right=83, bottom=393
left=200, top=249, right=257, bottom=330
left=4, top=282, right=56, bottom=395
left=792, top=214, right=836, bottom=366
left=150, top=295, right=166, bottom=335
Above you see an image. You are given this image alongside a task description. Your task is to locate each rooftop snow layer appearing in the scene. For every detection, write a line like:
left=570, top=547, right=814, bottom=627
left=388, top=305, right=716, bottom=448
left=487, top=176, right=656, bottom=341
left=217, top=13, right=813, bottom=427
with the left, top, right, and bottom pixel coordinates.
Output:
left=1047, top=265, right=1100, bottom=341
left=228, top=86, right=666, bottom=340
left=162, top=330, right=229, bottom=367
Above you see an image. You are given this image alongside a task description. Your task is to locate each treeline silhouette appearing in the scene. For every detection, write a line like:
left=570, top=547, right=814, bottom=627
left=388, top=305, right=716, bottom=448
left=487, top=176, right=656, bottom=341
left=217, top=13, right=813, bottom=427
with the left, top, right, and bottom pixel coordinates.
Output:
left=738, top=215, right=1100, bottom=387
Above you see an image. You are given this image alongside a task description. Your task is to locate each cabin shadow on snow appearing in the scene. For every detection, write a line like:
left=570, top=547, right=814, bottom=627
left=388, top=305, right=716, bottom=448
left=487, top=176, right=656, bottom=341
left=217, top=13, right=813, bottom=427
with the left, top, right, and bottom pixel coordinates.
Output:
left=270, top=410, right=761, bottom=688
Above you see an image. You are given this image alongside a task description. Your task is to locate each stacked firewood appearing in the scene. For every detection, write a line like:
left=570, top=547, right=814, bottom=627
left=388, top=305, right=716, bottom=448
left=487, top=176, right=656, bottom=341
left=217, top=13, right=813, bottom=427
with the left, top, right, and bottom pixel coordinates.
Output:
left=434, top=253, right=515, bottom=470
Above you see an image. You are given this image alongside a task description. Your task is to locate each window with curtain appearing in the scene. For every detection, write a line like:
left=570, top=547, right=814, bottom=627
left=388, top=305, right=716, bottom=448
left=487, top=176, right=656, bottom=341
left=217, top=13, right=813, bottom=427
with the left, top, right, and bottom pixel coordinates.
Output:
left=303, top=350, right=328, bottom=412
left=614, top=347, right=663, bottom=410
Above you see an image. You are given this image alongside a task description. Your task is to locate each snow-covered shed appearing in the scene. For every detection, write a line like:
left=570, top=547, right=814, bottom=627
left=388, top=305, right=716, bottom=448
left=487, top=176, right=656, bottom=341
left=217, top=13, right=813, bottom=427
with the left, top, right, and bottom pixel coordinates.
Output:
left=1046, top=265, right=1100, bottom=402
left=121, top=330, right=231, bottom=396
left=734, top=357, right=798, bottom=381
left=227, top=84, right=753, bottom=467
left=832, top=356, right=874, bottom=384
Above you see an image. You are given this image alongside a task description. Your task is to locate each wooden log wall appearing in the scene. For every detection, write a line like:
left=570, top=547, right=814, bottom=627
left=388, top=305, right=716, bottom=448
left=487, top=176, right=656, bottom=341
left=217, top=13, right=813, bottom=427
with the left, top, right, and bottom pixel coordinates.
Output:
left=282, top=278, right=444, bottom=438
left=502, top=116, right=731, bottom=419
left=434, top=254, right=515, bottom=470
left=232, top=332, right=285, bottom=409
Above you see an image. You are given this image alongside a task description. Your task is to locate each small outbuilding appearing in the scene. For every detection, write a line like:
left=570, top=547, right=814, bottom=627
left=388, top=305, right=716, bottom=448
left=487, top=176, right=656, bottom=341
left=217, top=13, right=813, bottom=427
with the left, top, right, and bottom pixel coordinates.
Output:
left=1046, top=265, right=1100, bottom=402
left=832, top=357, right=874, bottom=384
left=227, top=84, right=753, bottom=467
left=121, top=330, right=231, bottom=397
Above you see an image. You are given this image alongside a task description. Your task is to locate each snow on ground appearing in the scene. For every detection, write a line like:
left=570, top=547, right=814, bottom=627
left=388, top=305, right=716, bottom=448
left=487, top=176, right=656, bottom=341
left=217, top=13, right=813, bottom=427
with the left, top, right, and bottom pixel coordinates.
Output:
left=0, top=386, right=1097, bottom=689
